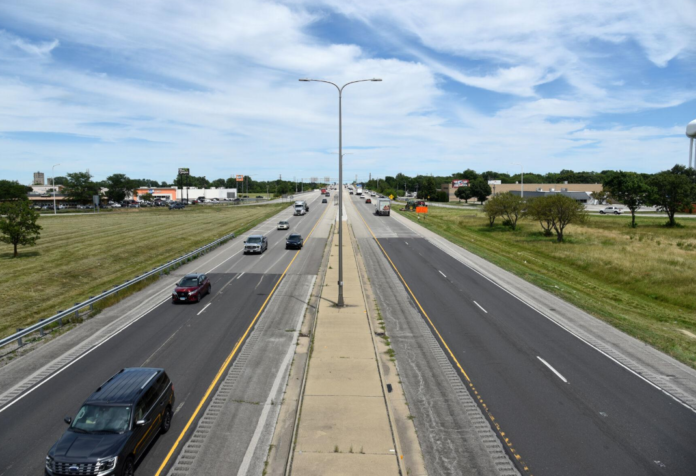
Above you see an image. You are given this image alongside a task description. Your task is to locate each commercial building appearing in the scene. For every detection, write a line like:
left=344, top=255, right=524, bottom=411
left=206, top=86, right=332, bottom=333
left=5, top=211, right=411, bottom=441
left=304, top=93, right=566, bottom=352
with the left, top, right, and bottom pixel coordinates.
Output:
left=33, top=172, right=45, bottom=185
left=443, top=182, right=603, bottom=202
left=132, top=187, right=238, bottom=201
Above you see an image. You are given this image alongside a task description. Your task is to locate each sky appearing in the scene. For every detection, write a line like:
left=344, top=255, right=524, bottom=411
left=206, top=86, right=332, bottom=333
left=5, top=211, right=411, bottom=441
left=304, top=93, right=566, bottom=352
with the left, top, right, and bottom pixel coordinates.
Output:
left=1, top=0, right=695, bottom=185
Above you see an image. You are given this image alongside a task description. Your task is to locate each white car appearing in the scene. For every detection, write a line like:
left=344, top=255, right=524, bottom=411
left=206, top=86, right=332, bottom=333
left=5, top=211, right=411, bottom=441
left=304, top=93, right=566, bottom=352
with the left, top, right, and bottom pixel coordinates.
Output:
left=277, top=221, right=290, bottom=230
left=599, top=206, right=622, bottom=215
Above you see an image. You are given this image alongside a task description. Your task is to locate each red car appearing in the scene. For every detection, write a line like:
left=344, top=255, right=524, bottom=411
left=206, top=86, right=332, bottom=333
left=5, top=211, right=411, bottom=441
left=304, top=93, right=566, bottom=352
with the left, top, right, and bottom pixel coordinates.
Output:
left=172, top=273, right=211, bottom=303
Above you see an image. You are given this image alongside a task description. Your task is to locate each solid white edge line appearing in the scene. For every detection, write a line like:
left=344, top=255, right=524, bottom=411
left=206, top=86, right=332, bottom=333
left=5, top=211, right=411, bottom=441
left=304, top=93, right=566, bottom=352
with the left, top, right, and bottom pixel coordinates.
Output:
left=235, top=276, right=316, bottom=476
left=0, top=201, right=308, bottom=415
left=392, top=214, right=696, bottom=415
left=473, top=301, right=488, bottom=314
left=0, top=296, right=170, bottom=414
left=439, top=270, right=447, bottom=278
left=197, top=303, right=211, bottom=316
left=537, top=356, right=568, bottom=383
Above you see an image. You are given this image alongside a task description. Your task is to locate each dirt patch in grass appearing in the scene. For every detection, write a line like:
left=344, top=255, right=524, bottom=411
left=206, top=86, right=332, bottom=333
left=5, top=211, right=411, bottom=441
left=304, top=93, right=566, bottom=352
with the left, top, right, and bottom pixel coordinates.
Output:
left=0, top=204, right=288, bottom=339
left=396, top=208, right=696, bottom=368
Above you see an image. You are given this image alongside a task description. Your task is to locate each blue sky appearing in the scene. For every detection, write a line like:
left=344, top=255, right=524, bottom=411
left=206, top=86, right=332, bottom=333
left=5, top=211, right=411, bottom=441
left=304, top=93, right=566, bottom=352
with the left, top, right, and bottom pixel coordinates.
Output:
left=1, top=0, right=695, bottom=185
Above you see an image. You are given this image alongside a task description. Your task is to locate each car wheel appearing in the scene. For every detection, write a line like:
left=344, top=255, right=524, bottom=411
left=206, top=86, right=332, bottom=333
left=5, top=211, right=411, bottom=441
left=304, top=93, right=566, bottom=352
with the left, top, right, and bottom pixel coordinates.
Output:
left=120, top=457, right=135, bottom=476
left=161, top=406, right=173, bottom=433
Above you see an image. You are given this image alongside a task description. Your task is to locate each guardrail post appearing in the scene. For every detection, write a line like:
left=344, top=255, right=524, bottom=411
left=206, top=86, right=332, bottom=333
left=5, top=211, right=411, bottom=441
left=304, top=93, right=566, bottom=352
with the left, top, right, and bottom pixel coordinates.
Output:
left=39, top=320, right=45, bottom=337
left=58, top=317, right=63, bottom=327
left=74, top=303, right=80, bottom=321
left=17, top=329, right=23, bottom=348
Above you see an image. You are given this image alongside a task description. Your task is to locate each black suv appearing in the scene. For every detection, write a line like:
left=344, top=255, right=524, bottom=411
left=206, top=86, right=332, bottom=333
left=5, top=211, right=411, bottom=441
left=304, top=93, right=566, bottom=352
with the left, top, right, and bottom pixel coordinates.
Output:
left=46, top=368, right=175, bottom=476
left=286, top=233, right=304, bottom=250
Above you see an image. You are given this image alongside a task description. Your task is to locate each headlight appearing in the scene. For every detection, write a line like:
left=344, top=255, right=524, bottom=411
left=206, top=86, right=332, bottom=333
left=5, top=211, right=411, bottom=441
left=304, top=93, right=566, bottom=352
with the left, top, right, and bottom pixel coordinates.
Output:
left=188, top=290, right=196, bottom=295
left=96, top=456, right=117, bottom=474
left=45, top=455, right=54, bottom=471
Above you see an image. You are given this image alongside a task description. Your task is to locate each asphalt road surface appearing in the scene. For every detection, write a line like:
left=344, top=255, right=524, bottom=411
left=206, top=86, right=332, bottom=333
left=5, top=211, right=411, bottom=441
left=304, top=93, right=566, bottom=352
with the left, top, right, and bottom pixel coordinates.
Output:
left=349, top=192, right=696, bottom=476
left=0, top=192, right=331, bottom=476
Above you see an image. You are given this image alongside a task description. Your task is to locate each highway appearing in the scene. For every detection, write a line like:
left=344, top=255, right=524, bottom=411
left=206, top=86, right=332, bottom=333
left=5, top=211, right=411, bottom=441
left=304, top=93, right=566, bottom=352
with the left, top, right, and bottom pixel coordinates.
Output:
left=348, top=192, right=696, bottom=476
left=0, top=191, right=332, bottom=476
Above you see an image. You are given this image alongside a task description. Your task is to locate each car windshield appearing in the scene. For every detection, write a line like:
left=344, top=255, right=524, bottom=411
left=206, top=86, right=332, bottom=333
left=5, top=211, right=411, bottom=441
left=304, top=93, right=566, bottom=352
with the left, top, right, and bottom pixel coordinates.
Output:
left=289, top=234, right=301, bottom=240
left=71, top=404, right=131, bottom=434
left=279, top=222, right=288, bottom=225
left=178, top=277, right=199, bottom=287
left=247, top=237, right=262, bottom=243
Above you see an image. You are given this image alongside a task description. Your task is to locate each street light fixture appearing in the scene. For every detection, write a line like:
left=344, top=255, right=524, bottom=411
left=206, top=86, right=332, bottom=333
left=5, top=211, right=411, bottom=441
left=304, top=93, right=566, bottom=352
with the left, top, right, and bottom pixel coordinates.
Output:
left=300, top=78, right=382, bottom=307
left=52, top=163, right=60, bottom=214
left=511, top=163, right=524, bottom=198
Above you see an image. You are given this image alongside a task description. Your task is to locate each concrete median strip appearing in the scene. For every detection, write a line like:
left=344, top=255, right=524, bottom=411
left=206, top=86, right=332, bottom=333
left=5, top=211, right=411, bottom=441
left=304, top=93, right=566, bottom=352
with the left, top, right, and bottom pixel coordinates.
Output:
left=289, top=208, right=405, bottom=475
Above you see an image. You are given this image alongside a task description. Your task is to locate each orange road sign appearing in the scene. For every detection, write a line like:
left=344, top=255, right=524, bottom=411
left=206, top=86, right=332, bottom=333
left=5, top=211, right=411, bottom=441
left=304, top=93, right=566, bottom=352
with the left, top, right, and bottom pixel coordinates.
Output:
left=416, top=206, right=428, bottom=213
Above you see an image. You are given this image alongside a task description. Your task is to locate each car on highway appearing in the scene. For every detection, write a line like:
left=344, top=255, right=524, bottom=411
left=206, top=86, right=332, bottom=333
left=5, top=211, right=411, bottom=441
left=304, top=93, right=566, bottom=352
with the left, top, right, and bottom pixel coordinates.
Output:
left=365, top=198, right=372, bottom=204
left=322, top=198, right=328, bottom=204
left=277, top=220, right=290, bottom=230
left=172, top=273, right=211, bottom=303
left=244, top=235, right=268, bottom=254
left=45, top=367, right=174, bottom=476
left=286, top=233, right=304, bottom=250
left=599, top=206, right=623, bottom=215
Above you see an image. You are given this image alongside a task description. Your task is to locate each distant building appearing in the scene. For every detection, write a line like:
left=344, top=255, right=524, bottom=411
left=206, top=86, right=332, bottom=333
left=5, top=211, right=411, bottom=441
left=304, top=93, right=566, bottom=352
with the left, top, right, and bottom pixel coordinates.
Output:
left=33, top=172, right=45, bottom=185
left=131, top=187, right=238, bottom=201
left=443, top=182, right=603, bottom=201
left=509, top=190, right=593, bottom=203
left=31, top=184, right=64, bottom=194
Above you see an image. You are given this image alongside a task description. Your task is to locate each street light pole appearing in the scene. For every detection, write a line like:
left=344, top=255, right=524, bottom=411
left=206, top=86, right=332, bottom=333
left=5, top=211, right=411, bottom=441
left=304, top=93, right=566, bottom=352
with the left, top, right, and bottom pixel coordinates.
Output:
left=300, top=77, right=382, bottom=307
left=511, top=163, right=524, bottom=198
left=52, top=163, right=60, bottom=214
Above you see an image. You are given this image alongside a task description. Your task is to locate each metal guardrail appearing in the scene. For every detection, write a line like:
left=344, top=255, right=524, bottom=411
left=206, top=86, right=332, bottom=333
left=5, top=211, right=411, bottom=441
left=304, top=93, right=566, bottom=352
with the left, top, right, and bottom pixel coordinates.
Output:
left=0, top=231, right=237, bottom=351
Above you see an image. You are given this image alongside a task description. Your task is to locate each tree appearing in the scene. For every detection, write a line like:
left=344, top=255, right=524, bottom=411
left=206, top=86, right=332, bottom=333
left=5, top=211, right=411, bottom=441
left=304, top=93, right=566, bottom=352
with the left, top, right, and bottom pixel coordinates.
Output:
left=105, top=174, right=136, bottom=203
left=539, top=194, right=587, bottom=242
left=417, top=176, right=438, bottom=199
left=525, top=197, right=554, bottom=236
left=470, top=179, right=492, bottom=203
left=482, top=198, right=501, bottom=227
left=0, top=180, right=31, bottom=201
left=210, top=178, right=226, bottom=188
left=140, top=193, right=154, bottom=202
left=648, top=167, right=696, bottom=227
left=63, top=171, right=101, bottom=204
left=590, top=189, right=609, bottom=204
left=454, top=186, right=473, bottom=203
left=603, top=172, right=651, bottom=228
left=0, top=200, right=42, bottom=257
left=489, top=193, right=525, bottom=229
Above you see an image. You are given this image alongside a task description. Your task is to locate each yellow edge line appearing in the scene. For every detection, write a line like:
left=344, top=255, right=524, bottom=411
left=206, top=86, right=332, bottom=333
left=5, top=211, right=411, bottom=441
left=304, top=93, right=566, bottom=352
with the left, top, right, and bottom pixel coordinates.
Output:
left=352, top=204, right=471, bottom=381
left=155, top=201, right=331, bottom=476
left=351, top=201, right=533, bottom=474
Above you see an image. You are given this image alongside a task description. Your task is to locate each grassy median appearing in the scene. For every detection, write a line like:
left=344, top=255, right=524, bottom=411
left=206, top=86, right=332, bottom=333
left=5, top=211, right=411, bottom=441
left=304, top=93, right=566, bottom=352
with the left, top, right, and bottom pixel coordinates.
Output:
left=0, top=204, right=289, bottom=339
left=395, top=208, right=696, bottom=369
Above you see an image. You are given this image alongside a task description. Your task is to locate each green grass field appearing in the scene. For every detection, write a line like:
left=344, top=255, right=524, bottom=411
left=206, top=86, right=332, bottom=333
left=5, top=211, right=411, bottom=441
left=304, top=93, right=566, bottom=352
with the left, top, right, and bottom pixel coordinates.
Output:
left=0, top=203, right=289, bottom=339
left=395, top=208, right=696, bottom=369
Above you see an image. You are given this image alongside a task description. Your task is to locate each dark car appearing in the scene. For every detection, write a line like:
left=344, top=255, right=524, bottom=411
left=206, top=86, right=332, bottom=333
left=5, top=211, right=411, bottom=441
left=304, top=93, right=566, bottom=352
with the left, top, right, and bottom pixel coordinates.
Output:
left=286, top=233, right=304, bottom=250
left=169, top=202, right=185, bottom=210
left=46, top=368, right=174, bottom=476
left=172, top=273, right=211, bottom=303
left=325, top=192, right=330, bottom=197
left=322, top=198, right=328, bottom=203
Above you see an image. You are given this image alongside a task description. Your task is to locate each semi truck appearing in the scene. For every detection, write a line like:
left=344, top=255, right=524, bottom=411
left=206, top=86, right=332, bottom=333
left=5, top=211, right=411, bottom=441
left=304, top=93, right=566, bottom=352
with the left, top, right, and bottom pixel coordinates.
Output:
left=294, top=200, right=309, bottom=215
left=374, top=198, right=391, bottom=216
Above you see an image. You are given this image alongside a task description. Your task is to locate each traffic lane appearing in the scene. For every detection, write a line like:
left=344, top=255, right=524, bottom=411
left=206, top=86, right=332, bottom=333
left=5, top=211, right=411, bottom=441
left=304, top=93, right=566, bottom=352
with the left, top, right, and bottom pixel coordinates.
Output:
left=379, top=237, right=696, bottom=475
left=397, top=235, right=696, bottom=474
left=0, top=273, right=277, bottom=476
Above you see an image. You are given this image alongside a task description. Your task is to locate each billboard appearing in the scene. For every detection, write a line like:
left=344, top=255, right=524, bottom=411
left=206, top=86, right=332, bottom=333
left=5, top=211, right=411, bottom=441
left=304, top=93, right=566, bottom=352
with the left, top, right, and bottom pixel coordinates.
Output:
left=324, top=176, right=330, bottom=183
left=488, top=180, right=502, bottom=185
left=178, top=168, right=190, bottom=175
left=236, top=174, right=244, bottom=182
left=451, top=179, right=469, bottom=188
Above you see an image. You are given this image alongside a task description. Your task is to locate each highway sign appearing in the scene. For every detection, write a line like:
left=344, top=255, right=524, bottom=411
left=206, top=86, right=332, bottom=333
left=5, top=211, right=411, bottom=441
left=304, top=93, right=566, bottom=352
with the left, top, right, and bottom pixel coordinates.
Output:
left=389, top=194, right=394, bottom=200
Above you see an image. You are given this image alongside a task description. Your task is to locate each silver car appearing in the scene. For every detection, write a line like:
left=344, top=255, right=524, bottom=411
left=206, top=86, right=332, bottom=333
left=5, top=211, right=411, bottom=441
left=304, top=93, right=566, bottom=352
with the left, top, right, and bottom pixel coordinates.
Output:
left=277, top=221, right=290, bottom=230
left=599, top=206, right=622, bottom=215
left=244, top=235, right=268, bottom=254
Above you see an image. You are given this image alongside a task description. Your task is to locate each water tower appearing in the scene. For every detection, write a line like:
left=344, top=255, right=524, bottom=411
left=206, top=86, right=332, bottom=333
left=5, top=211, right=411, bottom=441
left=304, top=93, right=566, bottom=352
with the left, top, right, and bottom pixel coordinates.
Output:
left=688, top=119, right=696, bottom=169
